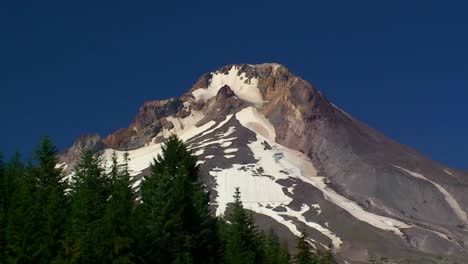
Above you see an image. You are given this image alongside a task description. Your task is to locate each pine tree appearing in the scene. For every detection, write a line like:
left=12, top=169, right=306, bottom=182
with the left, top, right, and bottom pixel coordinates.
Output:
left=65, top=150, right=110, bottom=263
left=264, top=229, right=290, bottom=264
left=138, top=135, right=219, bottom=264
left=294, top=232, right=315, bottom=264
left=223, top=187, right=261, bottom=264
left=102, top=152, right=135, bottom=264
left=278, top=243, right=291, bottom=264
left=5, top=157, right=41, bottom=263
left=318, top=244, right=337, bottom=264
left=0, top=152, right=5, bottom=263
left=33, top=137, right=67, bottom=263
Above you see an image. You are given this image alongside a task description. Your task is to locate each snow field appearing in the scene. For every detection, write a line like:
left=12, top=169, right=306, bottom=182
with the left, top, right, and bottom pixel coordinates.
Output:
left=191, top=66, right=263, bottom=106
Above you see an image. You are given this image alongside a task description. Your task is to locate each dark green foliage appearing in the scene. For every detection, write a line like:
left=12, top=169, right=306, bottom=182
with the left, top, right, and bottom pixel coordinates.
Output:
left=0, top=152, right=5, bottom=263
left=294, top=232, right=316, bottom=264
left=222, top=188, right=262, bottom=264
left=318, top=245, right=338, bottom=264
left=5, top=158, right=41, bottom=263
left=101, top=152, right=135, bottom=264
left=263, top=229, right=290, bottom=264
left=66, top=150, right=110, bottom=263
left=293, top=232, right=338, bottom=264
left=137, top=135, right=219, bottom=264
left=34, top=137, right=67, bottom=263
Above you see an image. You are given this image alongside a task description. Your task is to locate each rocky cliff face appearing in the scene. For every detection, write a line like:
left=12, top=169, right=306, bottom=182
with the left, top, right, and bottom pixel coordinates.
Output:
left=60, top=63, right=468, bottom=263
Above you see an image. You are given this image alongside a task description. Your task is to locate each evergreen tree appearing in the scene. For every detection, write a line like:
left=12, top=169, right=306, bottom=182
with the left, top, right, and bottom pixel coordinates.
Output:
left=65, top=150, right=110, bottom=263
left=264, top=229, right=290, bottom=264
left=33, top=137, right=67, bottom=263
left=138, top=135, right=219, bottom=264
left=102, top=152, right=135, bottom=264
left=318, top=244, right=337, bottom=264
left=0, top=152, right=5, bottom=263
left=5, top=157, right=41, bottom=263
left=278, top=243, right=291, bottom=264
left=294, top=232, right=315, bottom=264
left=223, top=187, right=261, bottom=264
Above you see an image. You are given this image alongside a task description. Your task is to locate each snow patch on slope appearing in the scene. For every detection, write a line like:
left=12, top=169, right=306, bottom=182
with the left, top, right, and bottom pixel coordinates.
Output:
left=277, top=146, right=411, bottom=237
left=236, top=106, right=276, bottom=141
left=232, top=107, right=411, bottom=238
left=213, top=134, right=343, bottom=248
left=192, top=66, right=263, bottom=105
left=157, top=109, right=217, bottom=142
left=394, top=165, right=468, bottom=225
left=444, top=169, right=454, bottom=176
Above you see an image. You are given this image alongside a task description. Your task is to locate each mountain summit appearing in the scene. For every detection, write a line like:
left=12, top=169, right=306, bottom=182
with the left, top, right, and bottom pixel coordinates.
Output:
left=60, top=63, right=468, bottom=263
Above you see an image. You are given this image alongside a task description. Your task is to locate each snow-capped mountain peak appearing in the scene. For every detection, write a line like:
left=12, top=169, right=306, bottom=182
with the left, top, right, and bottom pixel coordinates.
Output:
left=60, top=63, right=468, bottom=263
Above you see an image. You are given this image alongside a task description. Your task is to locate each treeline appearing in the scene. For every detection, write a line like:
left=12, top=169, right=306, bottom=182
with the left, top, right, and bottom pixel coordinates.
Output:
left=0, top=135, right=337, bottom=264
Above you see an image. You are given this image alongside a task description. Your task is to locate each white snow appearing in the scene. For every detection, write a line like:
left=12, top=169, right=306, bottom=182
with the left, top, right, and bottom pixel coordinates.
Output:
left=194, top=114, right=234, bottom=140
left=224, top=148, right=238, bottom=154
left=101, top=143, right=163, bottom=177
left=160, top=110, right=206, bottom=140
left=394, top=165, right=468, bottom=225
left=192, top=137, right=237, bottom=150
left=205, top=155, right=215, bottom=159
left=56, top=162, right=68, bottom=170
left=193, top=149, right=204, bottom=156
left=191, top=66, right=263, bottom=106
left=444, top=169, right=454, bottom=176
left=132, top=179, right=142, bottom=189
left=216, top=126, right=236, bottom=138
left=285, top=205, right=342, bottom=248
left=224, top=155, right=235, bottom=159
left=212, top=164, right=291, bottom=216
left=220, top=141, right=233, bottom=148
left=236, top=106, right=276, bottom=141
left=311, top=204, right=322, bottom=215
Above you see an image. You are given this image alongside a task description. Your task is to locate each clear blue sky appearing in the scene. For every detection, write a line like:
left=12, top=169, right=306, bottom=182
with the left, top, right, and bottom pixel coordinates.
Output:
left=1, top=1, right=467, bottom=169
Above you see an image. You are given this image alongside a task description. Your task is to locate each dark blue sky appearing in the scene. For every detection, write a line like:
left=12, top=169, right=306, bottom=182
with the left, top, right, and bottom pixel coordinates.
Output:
left=1, top=1, right=467, bottom=169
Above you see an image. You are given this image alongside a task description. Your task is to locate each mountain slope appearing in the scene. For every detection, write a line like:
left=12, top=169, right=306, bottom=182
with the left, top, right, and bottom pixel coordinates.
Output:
left=60, top=63, right=468, bottom=263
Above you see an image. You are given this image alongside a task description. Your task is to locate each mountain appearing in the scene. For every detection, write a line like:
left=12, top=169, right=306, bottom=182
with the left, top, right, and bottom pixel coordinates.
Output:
left=59, top=63, right=468, bottom=263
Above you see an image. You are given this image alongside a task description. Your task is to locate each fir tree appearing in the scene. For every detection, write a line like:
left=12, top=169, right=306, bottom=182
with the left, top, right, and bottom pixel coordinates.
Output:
left=33, top=137, right=67, bottom=263
left=264, top=229, right=290, bottom=264
left=278, top=243, right=291, bottom=264
left=102, top=152, right=135, bottom=264
left=318, top=244, right=337, bottom=264
left=66, top=150, right=110, bottom=263
left=0, top=152, right=5, bottom=263
left=5, top=158, right=41, bottom=263
left=223, top=187, right=261, bottom=264
left=294, top=232, right=315, bottom=264
left=138, top=135, right=219, bottom=264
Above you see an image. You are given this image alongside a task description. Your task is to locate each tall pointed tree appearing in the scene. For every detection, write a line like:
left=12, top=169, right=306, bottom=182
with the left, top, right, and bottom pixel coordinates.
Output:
left=0, top=152, right=5, bottom=263
left=102, top=152, right=135, bottom=264
left=264, top=229, right=290, bottom=264
left=66, top=150, right=110, bottom=263
left=318, top=244, right=338, bottom=264
left=223, top=187, right=261, bottom=264
left=294, top=232, right=313, bottom=264
left=5, top=157, right=41, bottom=263
left=138, top=135, right=219, bottom=264
left=33, top=137, right=67, bottom=263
